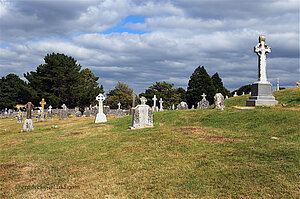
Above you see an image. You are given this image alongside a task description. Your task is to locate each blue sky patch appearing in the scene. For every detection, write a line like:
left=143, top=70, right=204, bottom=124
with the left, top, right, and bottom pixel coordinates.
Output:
left=102, top=15, right=148, bottom=35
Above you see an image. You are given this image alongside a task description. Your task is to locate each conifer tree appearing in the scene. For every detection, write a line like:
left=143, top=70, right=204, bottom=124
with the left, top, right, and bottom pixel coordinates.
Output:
left=186, top=66, right=216, bottom=107
left=211, top=72, right=230, bottom=97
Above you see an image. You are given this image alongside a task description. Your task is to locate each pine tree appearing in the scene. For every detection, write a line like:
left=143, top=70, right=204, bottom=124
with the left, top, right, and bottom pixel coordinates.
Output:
left=186, top=66, right=216, bottom=107
left=106, top=82, right=133, bottom=109
left=24, top=53, right=103, bottom=108
left=211, top=72, right=230, bottom=97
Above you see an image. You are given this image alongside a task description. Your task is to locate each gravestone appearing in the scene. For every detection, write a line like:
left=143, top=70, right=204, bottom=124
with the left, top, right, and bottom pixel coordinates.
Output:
left=159, top=98, right=164, bottom=111
left=130, top=91, right=136, bottom=115
left=226, top=96, right=228, bottom=99
left=242, top=92, right=245, bottom=95
left=4, top=108, right=8, bottom=115
left=129, top=97, right=153, bottom=129
left=59, top=104, right=68, bottom=120
left=47, top=105, right=53, bottom=119
left=95, top=94, right=107, bottom=123
left=115, top=102, right=125, bottom=118
left=297, top=82, right=300, bottom=87
left=233, top=92, right=238, bottom=97
left=177, top=102, right=188, bottom=110
left=17, top=107, right=23, bottom=123
left=37, top=109, right=42, bottom=122
left=172, top=104, right=175, bottom=110
left=276, top=78, right=280, bottom=91
left=191, top=105, right=195, bottom=109
left=214, top=93, right=225, bottom=109
left=83, top=107, right=91, bottom=117
left=39, top=98, right=46, bottom=121
left=197, top=93, right=210, bottom=109
left=23, top=102, right=34, bottom=131
left=152, top=95, right=158, bottom=112
left=246, top=36, right=278, bottom=106
left=75, top=107, right=82, bottom=117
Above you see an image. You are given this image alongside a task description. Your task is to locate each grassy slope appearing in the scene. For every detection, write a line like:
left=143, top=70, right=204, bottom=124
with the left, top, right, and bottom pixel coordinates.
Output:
left=0, top=88, right=299, bottom=198
left=225, top=87, right=300, bottom=107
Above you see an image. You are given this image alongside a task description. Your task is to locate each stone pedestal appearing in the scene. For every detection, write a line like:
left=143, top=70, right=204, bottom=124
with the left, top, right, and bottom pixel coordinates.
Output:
left=246, top=82, right=278, bottom=106
left=95, top=112, right=107, bottom=123
left=130, top=104, right=153, bottom=129
left=23, top=119, right=34, bottom=131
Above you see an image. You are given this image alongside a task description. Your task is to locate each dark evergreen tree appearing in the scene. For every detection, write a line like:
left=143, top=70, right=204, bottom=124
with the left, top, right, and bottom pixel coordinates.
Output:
left=24, top=53, right=103, bottom=108
left=0, top=74, right=38, bottom=109
left=186, top=66, right=216, bottom=107
left=140, top=81, right=185, bottom=109
left=211, top=72, right=230, bottom=97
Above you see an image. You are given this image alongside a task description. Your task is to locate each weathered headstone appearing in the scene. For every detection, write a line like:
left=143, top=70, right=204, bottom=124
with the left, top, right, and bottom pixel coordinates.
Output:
left=95, top=94, right=107, bottom=123
left=39, top=98, right=46, bottom=121
left=246, top=35, right=278, bottom=106
left=59, top=104, right=68, bottom=120
left=129, top=96, right=153, bottom=129
left=23, top=102, right=34, bottom=131
left=177, top=102, right=188, bottom=110
left=37, top=109, right=42, bottom=122
left=47, top=105, right=53, bottom=119
left=214, top=93, right=225, bottom=109
left=197, top=93, right=210, bottom=109
left=233, top=92, right=238, bottom=97
left=75, top=107, right=82, bottom=117
left=83, top=107, right=91, bottom=117
left=159, top=98, right=164, bottom=111
left=17, top=107, right=23, bottom=123
left=130, top=91, right=136, bottom=115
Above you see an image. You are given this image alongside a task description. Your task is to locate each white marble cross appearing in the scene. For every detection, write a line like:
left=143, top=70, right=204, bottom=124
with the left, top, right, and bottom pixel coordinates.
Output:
left=61, top=104, right=67, bottom=110
left=159, top=98, right=163, bottom=111
left=277, top=78, right=280, bottom=91
left=254, top=35, right=271, bottom=83
left=140, top=96, right=147, bottom=105
left=117, top=102, right=121, bottom=109
left=202, top=93, right=207, bottom=99
left=152, top=95, right=157, bottom=107
left=96, top=94, right=105, bottom=114
left=48, top=105, right=52, bottom=112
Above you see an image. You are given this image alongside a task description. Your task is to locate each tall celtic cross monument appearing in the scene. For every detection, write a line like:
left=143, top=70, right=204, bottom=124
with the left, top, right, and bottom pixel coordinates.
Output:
left=95, top=93, right=107, bottom=123
left=246, top=36, right=278, bottom=106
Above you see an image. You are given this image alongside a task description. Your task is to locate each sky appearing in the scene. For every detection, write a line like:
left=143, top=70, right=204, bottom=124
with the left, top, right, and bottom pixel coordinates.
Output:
left=0, top=0, right=299, bottom=94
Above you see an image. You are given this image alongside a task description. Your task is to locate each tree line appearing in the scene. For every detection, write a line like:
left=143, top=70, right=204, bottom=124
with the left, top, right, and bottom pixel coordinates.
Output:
left=1, top=53, right=233, bottom=110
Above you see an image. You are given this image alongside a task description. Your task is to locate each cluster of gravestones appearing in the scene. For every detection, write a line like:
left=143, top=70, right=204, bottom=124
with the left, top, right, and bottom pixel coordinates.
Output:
left=11, top=36, right=279, bottom=132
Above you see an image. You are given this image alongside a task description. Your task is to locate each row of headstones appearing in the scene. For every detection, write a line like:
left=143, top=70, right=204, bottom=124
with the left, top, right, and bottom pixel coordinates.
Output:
left=150, top=93, right=226, bottom=111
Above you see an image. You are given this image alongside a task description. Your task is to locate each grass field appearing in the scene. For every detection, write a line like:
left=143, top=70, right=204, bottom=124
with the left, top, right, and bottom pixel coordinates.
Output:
left=0, top=87, right=299, bottom=198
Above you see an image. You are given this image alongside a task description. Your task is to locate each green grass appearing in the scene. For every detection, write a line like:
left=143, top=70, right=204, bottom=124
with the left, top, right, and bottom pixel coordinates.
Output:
left=0, top=88, right=299, bottom=198
left=225, top=87, right=300, bottom=108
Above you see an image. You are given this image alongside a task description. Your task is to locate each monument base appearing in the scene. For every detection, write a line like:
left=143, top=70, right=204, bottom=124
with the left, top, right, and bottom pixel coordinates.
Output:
left=246, top=82, right=278, bottom=106
left=95, top=113, right=107, bottom=123
left=23, top=119, right=34, bottom=131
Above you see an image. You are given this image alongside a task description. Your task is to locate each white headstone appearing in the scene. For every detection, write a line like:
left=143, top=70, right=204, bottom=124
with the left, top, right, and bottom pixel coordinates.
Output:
left=95, top=93, right=107, bottom=123
left=242, top=92, right=245, bottom=95
left=117, top=102, right=121, bottom=110
left=152, top=95, right=157, bottom=111
left=214, top=93, right=225, bottom=109
left=276, top=78, right=280, bottom=91
left=159, top=98, right=163, bottom=111
left=130, top=96, right=153, bottom=129
left=233, top=92, right=238, bottom=97
left=172, top=104, right=175, bottom=110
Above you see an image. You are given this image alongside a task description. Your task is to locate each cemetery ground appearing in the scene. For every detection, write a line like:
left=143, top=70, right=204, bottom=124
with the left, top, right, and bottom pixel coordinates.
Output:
left=1, top=88, right=299, bottom=198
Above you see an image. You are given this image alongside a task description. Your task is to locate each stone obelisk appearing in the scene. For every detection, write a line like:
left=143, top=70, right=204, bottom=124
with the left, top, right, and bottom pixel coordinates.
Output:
left=246, top=36, right=278, bottom=106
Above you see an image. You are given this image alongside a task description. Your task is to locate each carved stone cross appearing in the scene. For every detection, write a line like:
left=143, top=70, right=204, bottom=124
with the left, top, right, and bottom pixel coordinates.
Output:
left=254, top=35, right=271, bottom=83
left=40, top=98, right=46, bottom=117
left=152, top=95, right=157, bottom=107
left=61, top=104, right=67, bottom=110
left=48, top=105, right=52, bottom=112
left=117, top=102, right=121, bottom=109
left=159, top=98, right=163, bottom=111
left=96, top=93, right=105, bottom=114
left=202, top=93, right=207, bottom=99
left=140, top=96, right=147, bottom=105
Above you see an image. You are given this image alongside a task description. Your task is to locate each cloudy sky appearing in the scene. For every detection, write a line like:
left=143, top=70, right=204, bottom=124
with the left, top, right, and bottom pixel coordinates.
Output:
left=0, top=0, right=299, bottom=94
